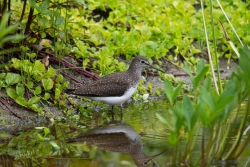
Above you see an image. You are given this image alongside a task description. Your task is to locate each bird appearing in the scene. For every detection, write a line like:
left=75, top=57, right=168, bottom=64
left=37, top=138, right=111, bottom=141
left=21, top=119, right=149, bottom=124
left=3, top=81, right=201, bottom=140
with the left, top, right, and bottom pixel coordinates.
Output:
left=66, top=56, right=164, bottom=118
left=67, top=121, right=166, bottom=167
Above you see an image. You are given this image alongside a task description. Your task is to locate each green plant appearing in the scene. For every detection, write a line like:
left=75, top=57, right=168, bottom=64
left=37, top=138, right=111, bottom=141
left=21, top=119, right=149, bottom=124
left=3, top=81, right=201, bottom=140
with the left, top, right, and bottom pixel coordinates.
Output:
left=157, top=46, right=250, bottom=166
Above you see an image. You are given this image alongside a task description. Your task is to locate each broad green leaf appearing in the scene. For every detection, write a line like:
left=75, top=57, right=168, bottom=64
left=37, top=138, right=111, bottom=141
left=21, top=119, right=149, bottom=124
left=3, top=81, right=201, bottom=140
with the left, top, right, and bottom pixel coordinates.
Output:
left=44, top=128, right=50, bottom=136
left=196, top=59, right=205, bottom=75
left=26, top=53, right=36, bottom=59
left=168, top=132, right=178, bottom=146
left=56, top=74, right=63, bottom=83
left=173, top=83, right=183, bottom=102
left=15, top=96, right=28, bottom=106
left=28, top=96, right=40, bottom=105
left=197, top=102, right=209, bottom=126
left=34, top=60, right=46, bottom=72
left=164, top=79, right=174, bottom=105
left=26, top=81, right=34, bottom=89
left=37, top=134, right=44, bottom=140
left=156, top=113, right=174, bottom=131
left=1, top=35, right=24, bottom=44
left=38, top=0, right=50, bottom=13
left=12, top=58, right=21, bottom=69
left=194, top=67, right=209, bottom=88
left=50, top=141, right=60, bottom=150
left=193, top=60, right=209, bottom=87
left=145, top=41, right=158, bottom=48
left=239, top=46, right=250, bottom=87
left=0, top=73, right=6, bottom=79
left=54, top=88, right=60, bottom=100
left=184, top=62, right=194, bottom=83
left=5, top=73, right=21, bottom=86
left=44, top=93, right=50, bottom=100
left=16, top=83, right=25, bottom=96
left=55, top=15, right=65, bottom=26
left=30, top=104, right=39, bottom=111
left=170, top=103, right=184, bottom=133
left=42, top=78, right=54, bottom=91
left=199, top=87, right=216, bottom=115
left=34, top=86, right=42, bottom=95
left=0, top=81, right=6, bottom=88
left=47, top=66, right=56, bottom=77
left=183, top=95, right=194, bottom=131
left=6, top=87, right=17, bottom=99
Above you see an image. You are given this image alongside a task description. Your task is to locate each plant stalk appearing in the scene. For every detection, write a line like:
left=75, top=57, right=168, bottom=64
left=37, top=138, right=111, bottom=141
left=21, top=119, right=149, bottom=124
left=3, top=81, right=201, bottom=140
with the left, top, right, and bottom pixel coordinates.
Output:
left=200, top=0, right=219, bottom=94
left=209, top=0, right=223, bottom=94
left=225, top=96, right=250, bottom=159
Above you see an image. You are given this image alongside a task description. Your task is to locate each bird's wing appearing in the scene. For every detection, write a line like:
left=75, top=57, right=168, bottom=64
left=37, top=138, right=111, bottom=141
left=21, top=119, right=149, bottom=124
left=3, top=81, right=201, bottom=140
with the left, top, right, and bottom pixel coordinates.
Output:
left=72, top=72, right=130, bottom=97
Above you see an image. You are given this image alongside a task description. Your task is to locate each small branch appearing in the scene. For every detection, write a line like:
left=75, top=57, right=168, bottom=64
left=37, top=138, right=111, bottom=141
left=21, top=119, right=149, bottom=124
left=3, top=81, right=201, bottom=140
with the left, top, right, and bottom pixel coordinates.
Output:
left=0, top=98, right=24, bottom=120
left=24, top=7, right=34, bottom=35
left=38, top=51, right=99, bottom=80
left=60, top=71, right=83, bottom=84
left=20, top=0, right=27, bottom=22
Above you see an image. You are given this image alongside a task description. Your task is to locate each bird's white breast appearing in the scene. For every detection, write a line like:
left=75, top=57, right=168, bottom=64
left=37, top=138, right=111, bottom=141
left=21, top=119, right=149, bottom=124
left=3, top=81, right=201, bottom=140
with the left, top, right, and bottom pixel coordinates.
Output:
left=89, top=83, right=139, bottom=106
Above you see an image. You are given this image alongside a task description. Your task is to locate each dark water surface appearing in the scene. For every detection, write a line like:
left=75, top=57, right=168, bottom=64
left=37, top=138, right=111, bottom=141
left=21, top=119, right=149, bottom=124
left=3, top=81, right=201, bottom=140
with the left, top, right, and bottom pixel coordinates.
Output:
left=0, top=100, right=249, bottom=167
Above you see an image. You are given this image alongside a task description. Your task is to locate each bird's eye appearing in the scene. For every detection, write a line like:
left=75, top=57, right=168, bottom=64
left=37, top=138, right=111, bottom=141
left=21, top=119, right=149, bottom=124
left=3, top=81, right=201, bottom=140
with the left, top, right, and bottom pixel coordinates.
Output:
left=141, top=60, right=145, bottom=63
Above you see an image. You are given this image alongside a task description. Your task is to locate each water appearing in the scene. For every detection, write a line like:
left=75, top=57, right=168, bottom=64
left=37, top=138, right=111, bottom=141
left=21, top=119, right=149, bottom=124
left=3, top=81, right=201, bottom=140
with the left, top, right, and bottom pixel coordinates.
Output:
left=0, top=99, right=249, bottom=167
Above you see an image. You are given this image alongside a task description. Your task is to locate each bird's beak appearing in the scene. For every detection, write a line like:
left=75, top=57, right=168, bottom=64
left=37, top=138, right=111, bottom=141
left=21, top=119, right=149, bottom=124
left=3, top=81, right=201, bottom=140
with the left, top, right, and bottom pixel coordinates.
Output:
left=150, top=150, right=167, bottom=159
left=148, top=64, right=165, bottom=73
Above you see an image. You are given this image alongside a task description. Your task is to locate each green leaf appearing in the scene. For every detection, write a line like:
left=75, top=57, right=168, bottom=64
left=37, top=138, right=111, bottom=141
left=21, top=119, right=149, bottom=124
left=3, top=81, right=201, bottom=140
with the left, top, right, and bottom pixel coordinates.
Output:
left=44, top=128, right=50, bottom=136
left=5, top=73, right=21, bottom=86
left=28, top=96, right=40, bottom=105
left=56, top=74, right=64, bottom=83
left=34, top=86, right=42, bottom=95
left=194, top=60, right=209, bottom=88
left=42, top=78, right=54, bottom=91
left=16, top=83, right=25, bottom=96
left=145, top=41, right=158, bottom=48
left=30, top=104, right=39, bottom=111
left=15, top=96, right=28, bottom=106
left=47, top=66, right=56, bottom=77
left=12, top=58, right=21, bottom=69
left=156, top=113, right=174, bottom=131
left=0, top=73, right=6, bottom=79
left=239, top=46, right=250, bottom=87
left=50, top=141, right=60, bottom=150
left=6, top=87, right=17, bottom=99
left=184, top=62, right=194, bottom=83
left=38, top=0, right=50, bottom=13
left=26, top=81, right=34, bottom=89
left=173, top=83, right=183, bottom=103
left=54, top=88, right=60, bottom=100
left=44, top=93, right=50, bottom=100
left=164, top=79, right=174, bottom=105
left=182, top=95, right=194, bottom=131
left=37, top=133, right=44, bottom=140
left=32, top=60, right=46, bottom=80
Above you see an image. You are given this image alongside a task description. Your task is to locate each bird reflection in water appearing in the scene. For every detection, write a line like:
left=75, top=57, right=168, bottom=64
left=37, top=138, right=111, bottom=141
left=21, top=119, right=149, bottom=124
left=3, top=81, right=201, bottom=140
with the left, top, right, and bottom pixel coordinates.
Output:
left=68, top=121, right=166, bottom=167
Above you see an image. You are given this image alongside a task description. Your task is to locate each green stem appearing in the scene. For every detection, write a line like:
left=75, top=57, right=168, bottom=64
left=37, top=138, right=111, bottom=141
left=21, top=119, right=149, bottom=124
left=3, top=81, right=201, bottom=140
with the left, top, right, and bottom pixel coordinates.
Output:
left=225, top=97, right=250, bottom=159
left=215, top=0, right=243, bottom=46
left=209, top=0, right=223, bottom=94
left=200, top=0, right=219, bottom=94
left=214, top=122, right=230, bottom=159
left=235, top=132, right=250, bottom=159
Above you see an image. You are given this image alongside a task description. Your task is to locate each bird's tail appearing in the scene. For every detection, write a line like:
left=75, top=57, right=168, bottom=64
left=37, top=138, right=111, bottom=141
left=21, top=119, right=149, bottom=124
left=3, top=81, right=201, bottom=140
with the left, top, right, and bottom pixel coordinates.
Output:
left=64, top=88, right=77, bottom=95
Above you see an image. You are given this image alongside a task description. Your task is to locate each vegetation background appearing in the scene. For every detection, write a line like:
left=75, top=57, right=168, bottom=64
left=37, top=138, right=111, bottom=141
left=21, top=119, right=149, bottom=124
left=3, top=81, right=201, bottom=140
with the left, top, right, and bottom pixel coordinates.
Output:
left=0, top=0, right=250, bottom=166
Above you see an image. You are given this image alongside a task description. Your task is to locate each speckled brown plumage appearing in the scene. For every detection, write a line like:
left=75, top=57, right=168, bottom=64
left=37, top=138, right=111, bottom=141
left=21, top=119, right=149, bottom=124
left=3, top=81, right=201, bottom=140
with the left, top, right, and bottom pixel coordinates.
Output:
left=66, top=56, right=163, bottom=109
left=71, top=56, right=148, bottom=97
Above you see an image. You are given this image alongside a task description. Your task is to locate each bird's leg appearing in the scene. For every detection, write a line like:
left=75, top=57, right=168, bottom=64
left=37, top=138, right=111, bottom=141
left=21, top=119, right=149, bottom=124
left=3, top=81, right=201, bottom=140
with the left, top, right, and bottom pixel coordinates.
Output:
left=109, top=105, right=114, bottom=120
left=120, top=105, right=123, bottom=120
